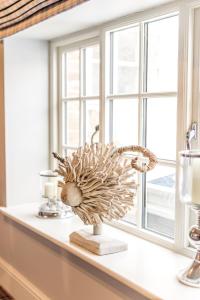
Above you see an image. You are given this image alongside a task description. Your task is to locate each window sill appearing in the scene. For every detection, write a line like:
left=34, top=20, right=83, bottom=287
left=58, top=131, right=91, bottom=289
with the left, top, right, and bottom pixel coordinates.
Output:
left=0, top=203, right=198, bottom=300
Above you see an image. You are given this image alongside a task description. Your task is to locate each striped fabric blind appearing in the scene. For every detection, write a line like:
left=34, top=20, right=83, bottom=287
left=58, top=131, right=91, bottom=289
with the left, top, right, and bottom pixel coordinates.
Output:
left=0, top=0, right=89, bottom=39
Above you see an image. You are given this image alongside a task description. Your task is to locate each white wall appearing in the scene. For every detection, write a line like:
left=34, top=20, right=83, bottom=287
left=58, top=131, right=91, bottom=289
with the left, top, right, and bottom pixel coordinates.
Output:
left=4, top=37, right=49, bottom=206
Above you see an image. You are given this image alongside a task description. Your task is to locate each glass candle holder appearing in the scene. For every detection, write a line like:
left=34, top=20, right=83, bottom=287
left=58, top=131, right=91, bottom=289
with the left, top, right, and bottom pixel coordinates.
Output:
left=178, top=150, right=200, bottom=287
left=38, top=170, right=72, bottom=219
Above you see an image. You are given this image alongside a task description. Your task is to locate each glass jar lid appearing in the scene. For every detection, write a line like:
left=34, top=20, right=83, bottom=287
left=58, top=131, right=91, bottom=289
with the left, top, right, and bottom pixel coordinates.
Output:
left=40, top=170, right=58, bottom=177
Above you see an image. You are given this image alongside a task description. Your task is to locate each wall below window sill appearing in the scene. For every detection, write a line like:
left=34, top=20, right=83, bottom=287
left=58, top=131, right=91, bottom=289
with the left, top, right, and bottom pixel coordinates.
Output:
left=0, top=203, right=198, bottom=300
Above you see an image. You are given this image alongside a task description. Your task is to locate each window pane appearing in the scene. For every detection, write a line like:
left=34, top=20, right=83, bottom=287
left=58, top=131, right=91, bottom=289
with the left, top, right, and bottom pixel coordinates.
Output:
left=145, top=165, right=175, bottom=238
left=123, top=205, right=137, bottom=225
left=66, top=50, right=79, bottom=98
left=64, top=101, right=79, bottom=146
left=85, top=45, right=100, bottom=96
left=146, top=98, right=177, bottom=160
left=112, top=99, right=138, bottom=146
left=112, top=26, right=139, bottom=94
left=146, top=15, right=178, bottom=92
left=85, top=100, right=99, bottom=143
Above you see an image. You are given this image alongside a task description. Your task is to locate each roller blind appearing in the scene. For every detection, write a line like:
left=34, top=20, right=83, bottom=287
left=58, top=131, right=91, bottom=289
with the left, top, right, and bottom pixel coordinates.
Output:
left=0, top=0, right=89, bottom=39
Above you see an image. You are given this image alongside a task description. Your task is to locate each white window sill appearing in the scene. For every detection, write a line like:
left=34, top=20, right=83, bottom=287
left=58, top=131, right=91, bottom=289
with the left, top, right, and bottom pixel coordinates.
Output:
left=0, top=203, right=199, bottom=300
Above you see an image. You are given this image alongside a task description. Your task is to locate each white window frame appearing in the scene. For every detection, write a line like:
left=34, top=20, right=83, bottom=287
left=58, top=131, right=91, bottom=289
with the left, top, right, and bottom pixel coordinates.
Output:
left=50, top=0, right=200, bottom=258
left=58, top=37, right=100, bottom=156
left=105, top=13, right=178, bottom=240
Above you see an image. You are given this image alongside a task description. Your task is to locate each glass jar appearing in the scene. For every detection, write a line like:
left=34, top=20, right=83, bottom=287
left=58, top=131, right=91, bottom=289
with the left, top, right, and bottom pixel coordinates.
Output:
left=179, top=150, right=200, bottom=207
left=38, top=170, right=72, bottom=219
left=178, top=150, right=200, bottom=287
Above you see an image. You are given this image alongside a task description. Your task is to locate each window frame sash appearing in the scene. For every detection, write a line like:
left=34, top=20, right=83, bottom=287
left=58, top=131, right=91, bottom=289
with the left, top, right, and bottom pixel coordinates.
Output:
left=58, top=39, right=100, bottom=152
left=106, top=13, right=178, bottom=239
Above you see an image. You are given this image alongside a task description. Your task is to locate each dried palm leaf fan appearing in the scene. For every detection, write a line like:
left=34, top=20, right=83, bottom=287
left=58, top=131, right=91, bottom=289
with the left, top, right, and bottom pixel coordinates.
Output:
left=53, top=126, right=157, bottom=255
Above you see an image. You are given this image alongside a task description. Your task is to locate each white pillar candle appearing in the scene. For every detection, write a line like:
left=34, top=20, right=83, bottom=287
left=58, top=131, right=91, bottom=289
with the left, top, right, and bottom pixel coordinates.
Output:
left=192, top=160, right=200, bottom=205
left=50, top=177, right=58, bottom=198
left=44, top=182, right=56, bottom=199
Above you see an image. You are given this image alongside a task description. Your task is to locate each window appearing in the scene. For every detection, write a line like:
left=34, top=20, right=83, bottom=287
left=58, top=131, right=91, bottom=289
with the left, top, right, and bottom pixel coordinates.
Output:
left=59, top=16, right=178, bottom=238
left=106, top=15, right=178, bottom=238
left=60, top=43, right=100, bottom=156
left=55, top=4, right=196, bottom=254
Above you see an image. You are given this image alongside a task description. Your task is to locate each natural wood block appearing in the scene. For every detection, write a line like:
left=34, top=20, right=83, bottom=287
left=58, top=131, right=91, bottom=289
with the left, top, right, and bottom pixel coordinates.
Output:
left=70, top=229, right=128, bottom=255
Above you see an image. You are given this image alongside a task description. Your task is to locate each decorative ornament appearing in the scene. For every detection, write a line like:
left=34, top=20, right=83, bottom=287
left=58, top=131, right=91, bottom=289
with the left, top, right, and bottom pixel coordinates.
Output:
left=53, top=144, right=156, bottom=225
left=53, top=133, right=157, bottom=255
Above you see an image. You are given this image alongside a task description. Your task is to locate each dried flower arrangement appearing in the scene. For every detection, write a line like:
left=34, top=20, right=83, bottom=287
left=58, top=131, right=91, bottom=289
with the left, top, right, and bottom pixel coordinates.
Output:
left=53, top=143, right=157, bottom=226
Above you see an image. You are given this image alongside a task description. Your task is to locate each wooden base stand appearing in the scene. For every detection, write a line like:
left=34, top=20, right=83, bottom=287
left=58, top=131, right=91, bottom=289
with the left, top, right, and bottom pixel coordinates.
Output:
left=70, top=229, right=128, bottom=256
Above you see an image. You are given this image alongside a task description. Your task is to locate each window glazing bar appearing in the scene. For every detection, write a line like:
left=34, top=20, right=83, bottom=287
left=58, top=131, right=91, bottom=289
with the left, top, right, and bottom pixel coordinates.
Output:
left=62, top=96, right=99, bottom=101
left=106, top=92, right=177, bottom=100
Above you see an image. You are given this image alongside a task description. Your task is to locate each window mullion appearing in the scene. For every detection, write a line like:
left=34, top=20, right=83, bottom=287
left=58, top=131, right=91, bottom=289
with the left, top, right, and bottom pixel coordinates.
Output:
left=136, top=99, right=144, bottom=228
left=136, top=22, right=145, bottom=229
left=79, top=48, right=84, bottom=146
left=108, top=32, right=114, bottom=143
left=99, top=31, right=108, bottom=144
left=59, top=50, right=64, bottom=157
left=109, top=32, right=114, bottom=95
left=82, top=48, right=86, bottom=145
left=141, top=21, right=148, bottom=230
left=109, top=99, right=113, bottom=143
